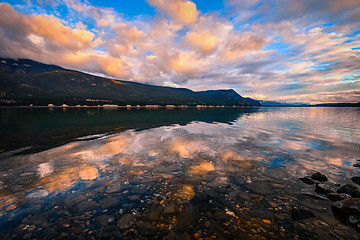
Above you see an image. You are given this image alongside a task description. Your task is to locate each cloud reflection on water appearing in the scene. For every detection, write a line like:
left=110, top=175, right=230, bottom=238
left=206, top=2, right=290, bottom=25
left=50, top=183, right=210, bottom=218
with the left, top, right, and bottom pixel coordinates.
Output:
left=0, top=107, right=359, bottom=214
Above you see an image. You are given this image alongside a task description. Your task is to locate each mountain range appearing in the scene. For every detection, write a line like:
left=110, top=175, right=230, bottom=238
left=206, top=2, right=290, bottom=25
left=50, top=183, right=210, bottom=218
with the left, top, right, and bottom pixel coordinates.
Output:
left=0, top=58, right=261, bottom=106
left=311, top=102, right=360, bottom=107
left=259, top=100, right=309, bottom=107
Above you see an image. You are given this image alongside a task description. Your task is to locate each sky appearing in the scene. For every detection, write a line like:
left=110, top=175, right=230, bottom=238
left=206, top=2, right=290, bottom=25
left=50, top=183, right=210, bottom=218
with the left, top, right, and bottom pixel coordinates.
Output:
left=0, top=0, right=359, bottom=104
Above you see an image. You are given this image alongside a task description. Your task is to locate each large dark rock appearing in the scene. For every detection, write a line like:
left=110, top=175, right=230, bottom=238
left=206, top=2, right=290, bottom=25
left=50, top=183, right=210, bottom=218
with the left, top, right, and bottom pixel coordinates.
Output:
left=95, top=215, right=111, bottom=227
left=176, top=206, right=201, bottom=230
left=117, top=214, right=137, bottom=229
left=291, top=207, right=316, bottom=220
left=315, top=183, right=335, bottom=194
left=99, top=197, right=121, bottom=209
left=331, top=198, right=360, bottom=222
left=246, top=182, right=275, bottom=195
left=163, top=203, right=177, bottom=215
left=310, top=172, right=328, bottom=182
left=75, top=200, right=98, bottom=212
left=147, top=204, right=164, bottom=221
left=351, top=177, right=360, bottom=186
left=248, top=209, right=275, bottom=219
left=299, top=176, right=315, bottom=185
left=137, top=221, right=156, bottom=236
left=326, top=193, right=352, bottom=202
left=353, top=164, right=360, bottom=168
left=337, top=184, right=360, bottom=197
left=208, top=177, right=229, bottom=188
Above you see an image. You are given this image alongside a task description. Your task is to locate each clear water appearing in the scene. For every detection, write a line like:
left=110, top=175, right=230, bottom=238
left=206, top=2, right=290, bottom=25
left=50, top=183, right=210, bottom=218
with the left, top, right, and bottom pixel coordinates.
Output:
left=0, top=107, right=359, bottom=239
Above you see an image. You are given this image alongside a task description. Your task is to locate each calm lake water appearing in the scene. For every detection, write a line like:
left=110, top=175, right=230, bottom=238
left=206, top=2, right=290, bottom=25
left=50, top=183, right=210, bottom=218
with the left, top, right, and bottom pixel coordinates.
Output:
left=0, top=107, right=359, bottom=239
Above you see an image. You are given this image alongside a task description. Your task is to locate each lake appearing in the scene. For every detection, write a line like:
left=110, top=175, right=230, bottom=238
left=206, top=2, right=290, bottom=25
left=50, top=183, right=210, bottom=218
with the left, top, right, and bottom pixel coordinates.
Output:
left=0, top=107, right=359, bottom=239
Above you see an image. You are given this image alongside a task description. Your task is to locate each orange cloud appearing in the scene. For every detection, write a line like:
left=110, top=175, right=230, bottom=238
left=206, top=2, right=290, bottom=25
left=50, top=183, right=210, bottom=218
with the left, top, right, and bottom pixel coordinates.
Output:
left=184, top=31, right=218, bottom=55
left=0, top=3, right=94, bottom=50
left=31, top=15, right=94, bottom=49
left=148, top=0, right=198, bottom=25
left=0, top=3, right=134, bottom=79
left=170, top=51, right=210, bottom=75
left=105, top=23, right=146, bottom=57
left=1, top=1, right=358, bottom=103
left=61, top=52, right=133, bottom=79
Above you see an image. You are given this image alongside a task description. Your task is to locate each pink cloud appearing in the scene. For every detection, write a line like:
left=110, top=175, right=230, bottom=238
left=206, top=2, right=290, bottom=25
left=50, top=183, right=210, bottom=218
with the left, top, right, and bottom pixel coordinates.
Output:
left=148, top=0, right=198, bottom=25
left=0, top=1, right=359, bottom=104
left=183, top=31, right=218, bottom=56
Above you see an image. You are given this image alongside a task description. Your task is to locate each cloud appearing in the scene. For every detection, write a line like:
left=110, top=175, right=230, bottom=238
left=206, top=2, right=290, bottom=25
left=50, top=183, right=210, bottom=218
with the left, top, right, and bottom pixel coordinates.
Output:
left=0, top=0, right=359, bottom=103
left=171, top=51, right=210, bottom=75
left=0, top=3, right=135, bottom=79
left=148, top=0, right=198, bottom=25
left=227, top=0, right=360, bottom=25
left=104, top=23, right=145, bottom=57
left=0, top=3, right=94, bottom=52
left=183, top=31, right=218, bottom=56
left=219, top=31, right=268, bottom=61
left=62, top=0, right=117, bottom=27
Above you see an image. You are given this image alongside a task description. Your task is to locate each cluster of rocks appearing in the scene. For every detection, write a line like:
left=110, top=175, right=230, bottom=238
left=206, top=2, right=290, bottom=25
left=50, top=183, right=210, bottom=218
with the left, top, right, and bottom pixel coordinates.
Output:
left=300, top=171, right=360, bottom=231
left=2, top=154, right=360, bottom=239
left=0, top=164, right=285, bottom=240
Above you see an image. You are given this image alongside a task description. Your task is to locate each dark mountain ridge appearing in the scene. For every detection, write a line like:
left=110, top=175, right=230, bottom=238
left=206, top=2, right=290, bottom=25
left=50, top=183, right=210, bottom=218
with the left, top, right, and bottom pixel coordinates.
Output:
left=0, top=58, right=261, bottom=106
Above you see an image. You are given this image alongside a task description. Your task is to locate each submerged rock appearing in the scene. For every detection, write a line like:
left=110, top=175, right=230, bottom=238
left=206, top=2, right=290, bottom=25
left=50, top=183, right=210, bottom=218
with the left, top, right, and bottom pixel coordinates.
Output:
left=75, top=200, right=98, bottom=212
left=315, top=183, right=335, bottom=194
left=95, top=215, right=111, bottom=227
left=163, top=202, right=177, bottom=215
left=248, top=209, right=275, bottom=219
left=114, top=231, right=123, bottom=239
left=208, top=177, right=229, bottom=188
left=247, top=182, right=274, bottom=195
left=128, top=195, right=141, bottom=201
left=291, top=207, right=316, bottom=220
left=147, top=204, right=164, bottom=221
left=337, top=184, right=360, bottom=197
left=106, top=185, right=130, bottom=194
left=71, top=227, right=83, bottom=235
left=117, top=214, right=137, bottom=229
left=353, top=164, right=360, bottom=168
left=326, top=193, right=351, bottom=202
left=310, top=172, right=328, bottom=182
left=99, top=197, right=121, bottom=209
left=166, top=230, right=176, bottom=240
left=137, top=221, right=156, bottom=236
left=331, top=198, right=360, bottom=222
left=351, top=177, right=360, bottom=186
left=176, top=206, right=201, bottom=230
left=299, top=176, right=315, bottom=185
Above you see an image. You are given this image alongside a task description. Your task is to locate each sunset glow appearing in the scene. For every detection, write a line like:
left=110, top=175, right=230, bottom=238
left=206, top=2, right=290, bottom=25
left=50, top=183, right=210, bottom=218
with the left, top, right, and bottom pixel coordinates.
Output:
left=0, top=0, right=359, bottom=103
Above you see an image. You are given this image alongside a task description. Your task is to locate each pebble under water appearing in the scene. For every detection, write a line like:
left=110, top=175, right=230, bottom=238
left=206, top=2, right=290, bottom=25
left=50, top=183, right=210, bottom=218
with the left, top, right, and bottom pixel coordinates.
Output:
left=0, top=107, right=360, bottom=239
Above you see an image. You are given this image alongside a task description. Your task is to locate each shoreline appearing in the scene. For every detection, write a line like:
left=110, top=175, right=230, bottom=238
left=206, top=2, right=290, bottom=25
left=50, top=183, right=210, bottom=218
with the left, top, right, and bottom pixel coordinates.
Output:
left=0, top=105, right=359, bottom=108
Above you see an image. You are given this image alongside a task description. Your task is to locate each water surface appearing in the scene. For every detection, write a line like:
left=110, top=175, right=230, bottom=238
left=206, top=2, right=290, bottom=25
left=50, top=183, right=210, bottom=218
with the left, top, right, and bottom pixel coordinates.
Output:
left=0, top=107, right=359, bottom=239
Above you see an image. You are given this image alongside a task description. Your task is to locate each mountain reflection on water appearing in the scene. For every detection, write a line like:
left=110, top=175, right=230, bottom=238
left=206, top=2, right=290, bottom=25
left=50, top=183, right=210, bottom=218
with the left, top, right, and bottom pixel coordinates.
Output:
left=0, top=107, right=359, bottom=239
left=0, top=107, right=259, bottom=154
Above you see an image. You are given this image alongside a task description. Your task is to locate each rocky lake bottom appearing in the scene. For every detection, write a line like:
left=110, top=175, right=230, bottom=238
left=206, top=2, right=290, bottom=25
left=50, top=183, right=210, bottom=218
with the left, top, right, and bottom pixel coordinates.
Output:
left=0, top=107, right=359, bottom=239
